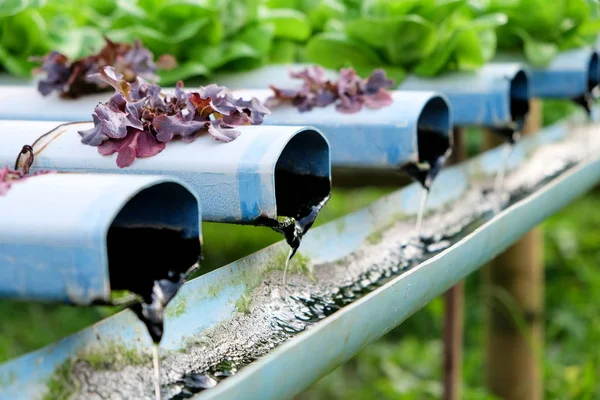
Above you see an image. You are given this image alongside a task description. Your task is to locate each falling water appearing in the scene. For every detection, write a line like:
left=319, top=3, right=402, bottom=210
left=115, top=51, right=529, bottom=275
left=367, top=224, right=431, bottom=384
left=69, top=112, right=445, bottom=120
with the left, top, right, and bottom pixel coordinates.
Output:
left=282, top=247, right=295, bottom=300
left=492, top=143, right=513, bottom=213
left=401, top=128, right=452, bottom=239
left=415, top=188, right=429, bottom=237
left=153, top=344, right=162, bottom=400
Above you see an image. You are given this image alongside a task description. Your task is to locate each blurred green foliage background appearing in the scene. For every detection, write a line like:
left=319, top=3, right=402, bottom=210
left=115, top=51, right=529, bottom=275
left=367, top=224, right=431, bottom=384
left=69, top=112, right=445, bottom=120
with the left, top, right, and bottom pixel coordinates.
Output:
left=1, top=0, right=600, bottom=84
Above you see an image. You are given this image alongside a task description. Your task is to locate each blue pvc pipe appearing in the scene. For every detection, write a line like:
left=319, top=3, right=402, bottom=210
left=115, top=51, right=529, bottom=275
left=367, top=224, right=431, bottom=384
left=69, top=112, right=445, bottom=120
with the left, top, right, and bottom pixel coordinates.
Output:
left=0, top=173, right=201, bottom=305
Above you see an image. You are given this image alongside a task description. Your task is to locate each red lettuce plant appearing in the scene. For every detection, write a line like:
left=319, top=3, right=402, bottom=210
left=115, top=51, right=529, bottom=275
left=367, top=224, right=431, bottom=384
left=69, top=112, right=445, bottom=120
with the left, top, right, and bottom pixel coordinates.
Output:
left=266, top=66, right=395, bottom=113
left=0, top=167, right=56, bottom=195
left=78, top=66, right=270, bottom=168
left=33, top=37, right=176, bottom=99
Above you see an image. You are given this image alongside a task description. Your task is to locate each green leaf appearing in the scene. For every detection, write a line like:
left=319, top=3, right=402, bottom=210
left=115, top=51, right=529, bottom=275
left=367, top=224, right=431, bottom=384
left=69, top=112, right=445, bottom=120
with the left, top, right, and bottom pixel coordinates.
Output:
left=235, top=22, right=275, bottom=56
left=454, top=28, right=485, bottom=70
left=157, top=61, right=209, bottom=85
left=478, top=29, right=498, bottom=63
left=259, top=8, right=312, bottom=41
left=300, top=0, right=347, bottom=31
left=0, top=45, right=35, bottom=76
left=470, top=12, right=508, bottom=30
left=0, top=9, right=47, bottom=55
left=188, top=40, right=259, bottom=71
left=576, top=17, right=600, bottom=35
left=306, top=32, right=383, bottom=70
left=323, top=18, right=345, bottom=33
left=417, top=0, right=466, bottom=24
left=514, top=28, right=559, bottom=66
left=413, top=32, right=460, bottom=77
left=269, top=39, right=298, bottom=63
left=361, top=0, right=421, bottom=17
left=345, top=16, right=437, bottom=65
left=0, top=0, right=46, bottom=17
left=53, top=26, right=106, bottom=60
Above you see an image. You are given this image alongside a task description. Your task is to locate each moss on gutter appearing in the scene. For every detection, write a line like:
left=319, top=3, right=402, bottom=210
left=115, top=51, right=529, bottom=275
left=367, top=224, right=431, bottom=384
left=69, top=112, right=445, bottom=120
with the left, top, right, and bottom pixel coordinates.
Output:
left=43, top=359, right=78, bottom=400
left=78, top=343, right=150, bottom=371
left=165, top=294, right=188, bottom=319
left=235, top=293, right=253, bottom=314
left=0, top=370, right=16, bottom=389
left=366, top=212, right=409, bottom=245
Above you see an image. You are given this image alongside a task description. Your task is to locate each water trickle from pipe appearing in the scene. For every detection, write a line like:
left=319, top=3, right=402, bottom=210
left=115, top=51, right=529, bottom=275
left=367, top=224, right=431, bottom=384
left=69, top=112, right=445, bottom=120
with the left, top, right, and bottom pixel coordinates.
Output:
left=492, top=143, right=513, bottom=213
left=153, top=344, right=162, bottom=400
left=282, top=248, right=294, bottom=300
left=415, top=188, right=429, bottom=237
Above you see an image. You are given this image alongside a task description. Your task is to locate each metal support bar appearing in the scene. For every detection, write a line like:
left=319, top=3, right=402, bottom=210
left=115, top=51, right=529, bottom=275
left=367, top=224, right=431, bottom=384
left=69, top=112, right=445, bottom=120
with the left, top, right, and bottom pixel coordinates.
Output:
left=483, top=99, right=544, bottom=400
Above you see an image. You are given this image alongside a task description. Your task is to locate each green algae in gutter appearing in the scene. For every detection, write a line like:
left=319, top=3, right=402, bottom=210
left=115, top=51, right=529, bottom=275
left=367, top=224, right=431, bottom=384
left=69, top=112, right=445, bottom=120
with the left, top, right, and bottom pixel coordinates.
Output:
left=235, top=294, right=253, bottom=314
left=42, top=344, right=151, bottom=399
left=165, top=245, right=315, bottom=321
left=0, top=371, right=16, bottom=389
left=78, top=343, right=150, bottom=371
left=43, top=359, right=78, bottom=400
left=366, top=211, right=409, bottom=245
left=165, top=293, right=189, bottom=319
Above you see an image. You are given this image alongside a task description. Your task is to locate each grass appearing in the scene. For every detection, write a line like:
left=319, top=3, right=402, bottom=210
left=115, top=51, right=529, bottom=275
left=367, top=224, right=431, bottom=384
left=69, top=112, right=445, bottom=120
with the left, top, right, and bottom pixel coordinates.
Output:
left=1, top=101, right=598, bottom=398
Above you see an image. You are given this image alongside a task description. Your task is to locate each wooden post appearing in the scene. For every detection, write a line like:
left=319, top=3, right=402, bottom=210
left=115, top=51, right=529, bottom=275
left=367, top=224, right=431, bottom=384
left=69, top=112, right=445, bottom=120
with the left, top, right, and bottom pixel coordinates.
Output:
left=483, top=99, right=544, bottom=400
left=443, top=127, right=467, bottom=400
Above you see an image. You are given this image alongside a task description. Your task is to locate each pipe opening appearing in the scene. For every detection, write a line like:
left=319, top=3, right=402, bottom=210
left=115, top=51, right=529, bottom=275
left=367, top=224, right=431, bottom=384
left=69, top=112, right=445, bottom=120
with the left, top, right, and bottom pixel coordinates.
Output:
left=274, top=128, right=331, bottom=220
left=107, top=182, right=201, bottom=302
left=272, top=128, right=331, bottom=250
left=402, top=96, right=452, bottom=189
left=510, top=69, right=530, bottom=131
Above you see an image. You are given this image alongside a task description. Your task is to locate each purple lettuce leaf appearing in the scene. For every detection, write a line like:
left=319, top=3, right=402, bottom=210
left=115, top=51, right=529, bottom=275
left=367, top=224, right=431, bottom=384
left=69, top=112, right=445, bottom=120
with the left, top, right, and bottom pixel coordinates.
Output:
left=98, top=129, right=166, bottom=168
left=268, top=66, right=395, bottom=114
left=364, top=69, right=395, bottom=95
left=152, top=113, right=208, bottom=143
left=80, top=66, right=267, bottom=167
left=207, top=121, right=241, bottom=143
left=363, top=89, right=394, bottom=109
left=34, top=38, right=176, bottom=99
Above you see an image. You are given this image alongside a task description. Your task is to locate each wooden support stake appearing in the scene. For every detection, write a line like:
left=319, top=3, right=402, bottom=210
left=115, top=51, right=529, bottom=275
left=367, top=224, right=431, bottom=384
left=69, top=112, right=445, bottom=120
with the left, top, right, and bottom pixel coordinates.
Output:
left=443, top=127, right=467, bottom=400
left=483, top=99, right=544, bottom=400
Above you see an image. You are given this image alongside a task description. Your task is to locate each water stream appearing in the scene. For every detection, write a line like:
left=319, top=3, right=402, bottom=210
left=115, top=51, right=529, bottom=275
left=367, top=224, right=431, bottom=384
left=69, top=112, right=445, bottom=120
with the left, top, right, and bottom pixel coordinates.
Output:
left=414, top=188, right=429, bottom=238
left=153, top=345, right=162, bottom=400
left=492, top=143, right=513, bottom=213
